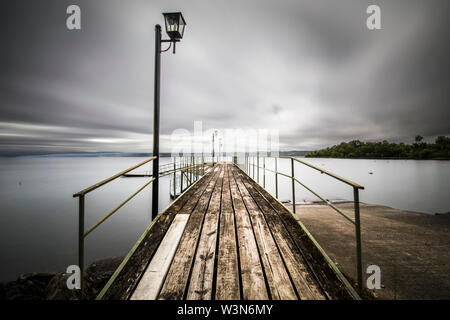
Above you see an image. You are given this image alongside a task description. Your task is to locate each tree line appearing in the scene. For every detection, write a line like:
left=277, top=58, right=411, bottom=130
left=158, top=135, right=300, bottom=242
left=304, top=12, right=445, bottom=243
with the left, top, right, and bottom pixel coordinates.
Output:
left=305, top=136, right=450, bottom=160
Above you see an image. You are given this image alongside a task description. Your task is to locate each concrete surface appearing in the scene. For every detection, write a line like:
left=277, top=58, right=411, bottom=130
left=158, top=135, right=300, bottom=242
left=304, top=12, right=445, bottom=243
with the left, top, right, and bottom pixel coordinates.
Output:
left=287, top=202, right=450, bottom=299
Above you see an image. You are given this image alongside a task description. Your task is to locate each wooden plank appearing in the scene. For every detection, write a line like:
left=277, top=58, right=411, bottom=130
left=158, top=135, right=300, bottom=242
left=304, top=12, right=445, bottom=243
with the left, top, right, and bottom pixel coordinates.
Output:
left=101, top=168, right=217, bottom=300
left=229, top=167, right=268, bottom=300
left=130, top=214, right=189, bottom=300
left=235, top=165, right=355, bottom=300
left=186, top=168, right=224, bottom=300
left=232, top=166, right=297, bottom=300
left=215, top=165, right=241, bottom=300
left=158, top=167, right=222, bottom=300
left=234, top=166, right=325, bottom=300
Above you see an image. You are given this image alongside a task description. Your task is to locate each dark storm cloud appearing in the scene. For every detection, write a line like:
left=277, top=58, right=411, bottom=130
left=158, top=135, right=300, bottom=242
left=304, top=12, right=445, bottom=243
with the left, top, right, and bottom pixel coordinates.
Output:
left=0, top=0, right=449, bottom=155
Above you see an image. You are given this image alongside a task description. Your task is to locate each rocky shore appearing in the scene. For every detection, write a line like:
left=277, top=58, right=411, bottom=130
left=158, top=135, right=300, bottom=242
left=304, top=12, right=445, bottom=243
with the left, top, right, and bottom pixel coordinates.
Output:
left=0, top=256, right=124, bottom=300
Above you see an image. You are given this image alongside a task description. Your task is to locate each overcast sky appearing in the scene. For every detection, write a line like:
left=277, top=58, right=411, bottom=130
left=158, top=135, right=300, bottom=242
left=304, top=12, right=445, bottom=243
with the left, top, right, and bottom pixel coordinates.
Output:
left=0, top=0, right=449, bottom=155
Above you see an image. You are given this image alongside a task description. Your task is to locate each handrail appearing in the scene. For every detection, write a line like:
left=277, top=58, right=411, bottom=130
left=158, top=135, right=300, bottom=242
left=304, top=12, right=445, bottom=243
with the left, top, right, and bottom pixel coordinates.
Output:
left=83, top=177, right=156, bottom=237
left=73, top=156, right=157, bottom=197
left=243, top=155, right=364, bottom=293
left=82, top=163, right=203, bottom=238
left=292, top=176, right=355, bottom=224
left=73, top=155, right=206, bottom=296
left=281, top=156, right=364, bottom=190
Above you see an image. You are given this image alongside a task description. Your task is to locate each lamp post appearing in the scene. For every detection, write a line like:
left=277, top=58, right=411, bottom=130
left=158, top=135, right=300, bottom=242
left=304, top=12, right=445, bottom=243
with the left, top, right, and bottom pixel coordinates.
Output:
left=212, top=130, right=218, bottom=166
left=219, top=137, right=223, bottom=163
left=152, top=12, right=186, bottom=220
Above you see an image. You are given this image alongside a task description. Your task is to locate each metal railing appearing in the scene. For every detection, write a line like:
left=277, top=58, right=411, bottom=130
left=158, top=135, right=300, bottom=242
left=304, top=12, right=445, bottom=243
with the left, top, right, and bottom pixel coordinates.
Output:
left=72, top=155, right=206, bottom=295
left=243, top=155, right=364, bottom=292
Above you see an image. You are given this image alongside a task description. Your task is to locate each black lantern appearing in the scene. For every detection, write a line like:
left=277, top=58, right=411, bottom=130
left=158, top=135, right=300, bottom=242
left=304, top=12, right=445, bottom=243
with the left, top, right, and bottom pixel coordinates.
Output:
left=162, top=12, right=186, bottom=40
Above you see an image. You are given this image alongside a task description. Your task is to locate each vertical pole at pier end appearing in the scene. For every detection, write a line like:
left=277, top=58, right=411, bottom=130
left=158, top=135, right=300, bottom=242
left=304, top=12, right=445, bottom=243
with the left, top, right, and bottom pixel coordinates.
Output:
left=257, top=153, right=260, bottom=183
left=263, top=157, right=266, bottom=188
left=180, top=157, right=184, bottom=193
left=354, top=187, right=363, bottom=293
left=275, top=157, right=278, bottom=199
left=246, top=155, right=248, bottom=174
left=252, top=156, right=255, bottom=179
left=173, top=159, right=176, bottom=197
left=291, top=158, right=296, bottom=214
left=152, top=25, right=162, bottom=221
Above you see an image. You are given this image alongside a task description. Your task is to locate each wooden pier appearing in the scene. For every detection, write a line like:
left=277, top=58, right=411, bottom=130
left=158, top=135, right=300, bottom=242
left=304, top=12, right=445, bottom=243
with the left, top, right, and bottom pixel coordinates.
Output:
left=97, top=163, right=360, bottom=300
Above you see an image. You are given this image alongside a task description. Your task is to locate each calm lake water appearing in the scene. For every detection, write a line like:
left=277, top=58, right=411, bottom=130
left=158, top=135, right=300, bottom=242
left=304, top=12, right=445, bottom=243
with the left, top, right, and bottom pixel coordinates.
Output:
left=0, top=156, right=449, bottom=281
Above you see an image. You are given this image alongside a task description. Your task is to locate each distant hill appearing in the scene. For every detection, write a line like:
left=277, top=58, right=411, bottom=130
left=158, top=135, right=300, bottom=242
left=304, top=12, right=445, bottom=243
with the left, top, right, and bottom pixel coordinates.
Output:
left=305, top=136, right=450, bottom=160
left=279, top=150, right=310, bottom=157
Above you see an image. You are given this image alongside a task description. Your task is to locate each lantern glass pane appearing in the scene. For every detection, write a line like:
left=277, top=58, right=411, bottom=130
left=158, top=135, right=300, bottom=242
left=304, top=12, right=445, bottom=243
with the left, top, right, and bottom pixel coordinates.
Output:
left=179, top=23, right=185, bottom=37
left=166, top=14, right=178, bottom=32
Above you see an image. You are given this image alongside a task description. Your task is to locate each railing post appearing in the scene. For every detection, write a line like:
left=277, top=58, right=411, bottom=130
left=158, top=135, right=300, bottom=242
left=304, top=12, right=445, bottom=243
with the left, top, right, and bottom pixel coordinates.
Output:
left=78, top=195, right=85, bottom=297
left=275, top=157, right=278, bottom=199
left=252, top=156, right=255, bottom=179
left=247, top=155, right=249, bottom=174
left=263, top=157, right=266, bottom=188
left=181, top=162, right=184, bottom=193
left=173, top=158, right=176, bottom=197
left=257, top=153, right=259, bottom=183
left=245, top=155, right=248, bottom=174
left=354, top=187, right=363, bottom=293
left=291, top=158, right=296, bottom=214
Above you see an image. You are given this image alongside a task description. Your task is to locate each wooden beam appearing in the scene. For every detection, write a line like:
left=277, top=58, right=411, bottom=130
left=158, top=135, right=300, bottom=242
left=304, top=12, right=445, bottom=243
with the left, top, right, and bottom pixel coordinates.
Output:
left=229, top=166, right=268, bottom=300
left=215, top=165, right=241, bottom=300
left=186, top=169, right=224, bottom=299
left=131, top=214, right=189, bottom=300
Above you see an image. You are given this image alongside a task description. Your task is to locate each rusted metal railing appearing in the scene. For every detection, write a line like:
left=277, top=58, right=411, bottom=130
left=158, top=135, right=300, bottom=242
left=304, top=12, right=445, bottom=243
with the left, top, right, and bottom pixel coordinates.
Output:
left=72, top=155, right=205, bottom=295
left=243, top=154, right=364, bottom=292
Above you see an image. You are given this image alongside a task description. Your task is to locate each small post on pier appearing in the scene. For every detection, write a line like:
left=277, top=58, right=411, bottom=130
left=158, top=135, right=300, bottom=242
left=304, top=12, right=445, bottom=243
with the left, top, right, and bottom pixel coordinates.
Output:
left=263, top=157, right=266, bottom=188
left=275, top=157, right=278, bottom=199
left=354, top=187, right=363, bottom=293
left=173, top=158, right=176, bottom=197
left=212, top=132, right=215, bottom=167
left=180, top=158, right=184, bottom=193
left=78, top=195, right=85, bottom=297
left=257, top=152, right=260, bottom=183
left=252, top=156, right=255, bottom=179
left=291, top=158, right=296, bottom=214
left=245, top=154, right=248, bottom=174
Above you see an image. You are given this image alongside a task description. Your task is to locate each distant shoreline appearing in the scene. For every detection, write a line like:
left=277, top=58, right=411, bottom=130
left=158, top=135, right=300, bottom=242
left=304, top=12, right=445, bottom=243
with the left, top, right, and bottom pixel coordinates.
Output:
left=305, top=137, right=450, bottom=160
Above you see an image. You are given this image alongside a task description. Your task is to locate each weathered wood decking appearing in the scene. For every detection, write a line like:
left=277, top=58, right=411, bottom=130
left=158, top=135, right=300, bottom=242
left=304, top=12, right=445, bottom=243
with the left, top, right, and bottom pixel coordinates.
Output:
left=99, top=163, right=359, bottom=300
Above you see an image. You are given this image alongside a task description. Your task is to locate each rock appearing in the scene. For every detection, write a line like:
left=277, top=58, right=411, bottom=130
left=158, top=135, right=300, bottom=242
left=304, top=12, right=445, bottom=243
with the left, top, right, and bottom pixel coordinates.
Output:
left=1, top=273, right=54, bottom=300
left=45, top=273, right=80, bottom=300
left=0, top=256, right=124, bottom=300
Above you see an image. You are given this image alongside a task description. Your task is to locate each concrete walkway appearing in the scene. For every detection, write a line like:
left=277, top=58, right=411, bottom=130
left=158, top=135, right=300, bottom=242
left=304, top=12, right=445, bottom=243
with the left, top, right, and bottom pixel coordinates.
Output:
left=289, top=202, right=450, bottom=299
